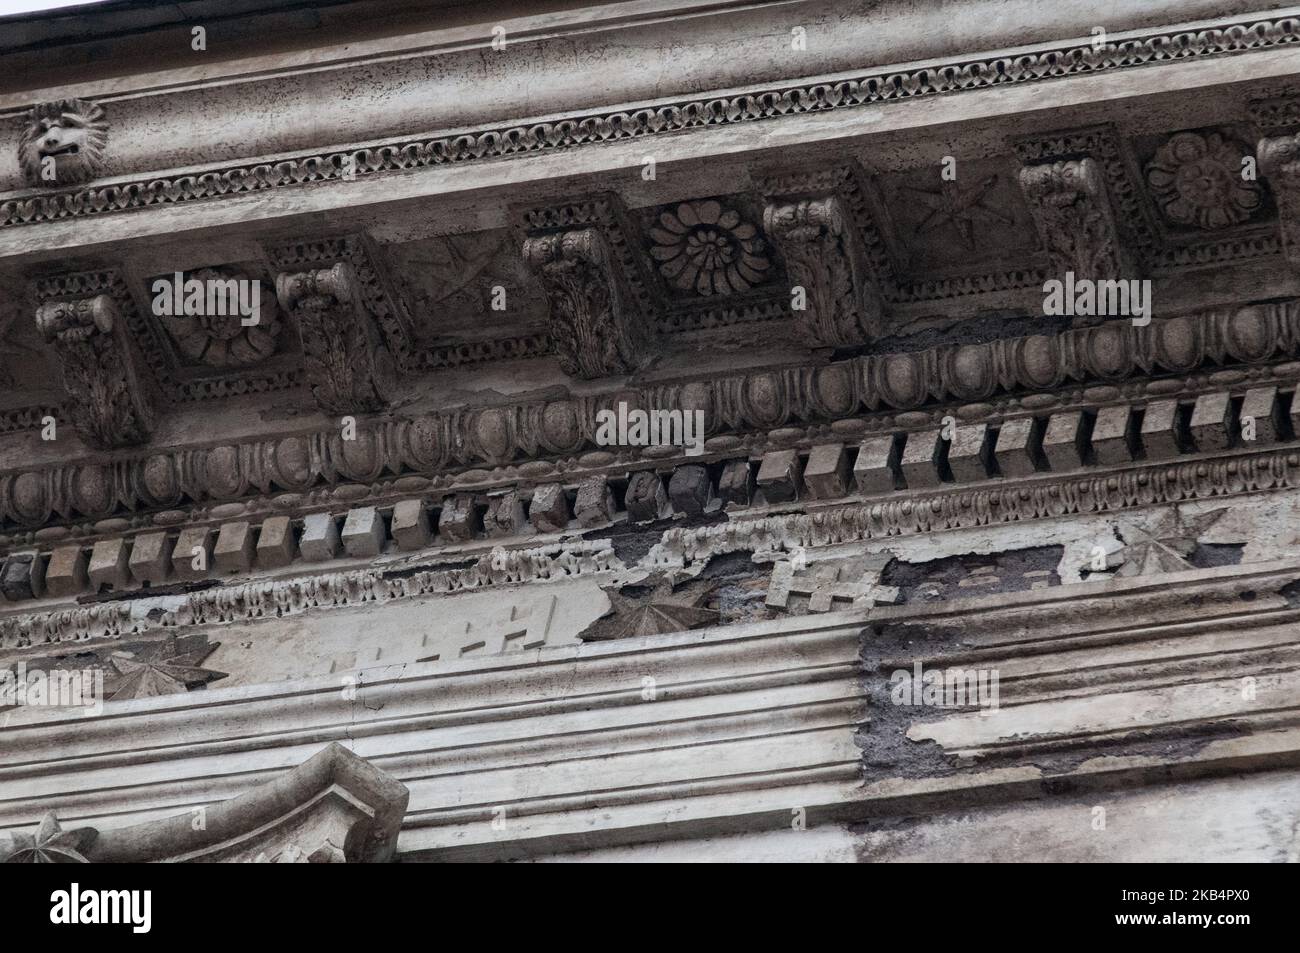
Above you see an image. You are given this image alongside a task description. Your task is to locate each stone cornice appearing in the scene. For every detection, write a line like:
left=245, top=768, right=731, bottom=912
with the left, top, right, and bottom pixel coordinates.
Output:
left=1, top=299, right=1296, bottom=537
left=4, top=562, right=1300, bottom=859
left=3, top=11, right=1298, bottom=230
left=0, top=609, right=867, bottom=860
left=4, top=439, right=1300, bottom=649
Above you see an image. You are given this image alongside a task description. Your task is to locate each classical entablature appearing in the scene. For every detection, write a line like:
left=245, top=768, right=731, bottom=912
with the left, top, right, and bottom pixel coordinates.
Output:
left=4, top=0, right=1300, bottom=864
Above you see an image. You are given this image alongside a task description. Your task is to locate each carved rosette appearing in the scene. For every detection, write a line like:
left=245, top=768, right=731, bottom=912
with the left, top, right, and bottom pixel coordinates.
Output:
left=1259, top=133, right=1300, bottom=267
left=649, top=200, right=770, bottom=295
left=522, top=228, right=647, bottom=379
left=1146, top=131, right=1264, bottom=230
left=763, top=195, right=879, bottom=348
left=34, top=294, right=156, bottom=449
left=1018, top=157, right=1133, bottom=283
left=163, top=267, right=281, bottom=367
left=275, top=262, right=396, bottom=414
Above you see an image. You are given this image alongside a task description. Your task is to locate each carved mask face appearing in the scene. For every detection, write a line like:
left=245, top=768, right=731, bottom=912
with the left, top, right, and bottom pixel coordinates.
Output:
left=18, top=99, right=108, bottom=187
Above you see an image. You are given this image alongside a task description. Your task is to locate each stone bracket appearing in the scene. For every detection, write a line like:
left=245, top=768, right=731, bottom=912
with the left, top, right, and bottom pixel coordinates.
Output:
left=1018, top=155, right=1135, bottom=286
left=760, top=177, right=882, bottom=348
left=275, top=261, right=397, bottom=414
left=34, top=291, right=156, bottom=449
left=1258, top=132, right=1300, bottom=267
left=522, top=197, right=651, bottom=379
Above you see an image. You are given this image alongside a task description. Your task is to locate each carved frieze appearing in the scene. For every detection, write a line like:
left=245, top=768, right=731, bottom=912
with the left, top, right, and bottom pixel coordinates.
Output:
left=522, top=226, right=648, bottom=379
left=1018, top=157, right=1134, bottom=285
left=762, top=193, right=880, bottom=347
left=4, top=14, right=1298, bottom=229
left=34, top=294, right=156, bottom=449
left=275, top=262, right=396, bottom=414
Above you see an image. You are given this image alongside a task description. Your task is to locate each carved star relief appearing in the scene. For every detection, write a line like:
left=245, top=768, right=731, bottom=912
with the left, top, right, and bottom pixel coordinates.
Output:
left=1113, top=508, right=1229, bottom=578
left=109, top=636, right=227, bottom=701
left=0, top=813, right=94, bottom=863
left=578, top=582, right=719, bottom=641
left=903, top=175, right=1014, bottom=249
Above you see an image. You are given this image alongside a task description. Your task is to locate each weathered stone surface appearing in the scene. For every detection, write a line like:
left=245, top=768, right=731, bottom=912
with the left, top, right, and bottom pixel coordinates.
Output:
left=1240, top=386, right=1281, bottom=444
left=718, top=459, right=754, bottom=506
left=529, top=483, right=570, bottom=533
left=1041, top=411, right=1087, bottom=471
left=214, top=521, right=256, bottom=572
left=898, top=430, right=941, bottom=489
left=993, top=417, right=1040, bottom=478
left=1188, top=391, right=1233, bottom=452
left=574, top=476, right=616, bottom=527
left=391, top=499, right=431, bottom=550
left=342, top=506, right=387, bottom=557
left=9, top=0, right=1300, bottom=871
left=128, top=531, right=173, bottom=585
left=438, top=496, right=481, bottom=542
left=1, top=553, right=44, bottom=601
left=45, top=545, right=88, bottom=597
left=756, top=450, right=803, bottom=503
left=484, top=489, right=526, bottom=537
left=668, top=465, right=712, bottom=515
left=299, top=512, right=342, bottom=562
left=944, top=424, right=992, bottom=483
left=256, top=516, right=296, bottom=568
left=173, top=526, right=215, bottom=580
left=803, top=444, right=849, bottom=499
left=625, top=470, right=668, bottom=522
left=87, top=537, right=130, bottom=591
left=1138, top=399, right=1181, bottom=459
left=853, top=435, right=900, bottom=493
left=1088, top=405, right=1134, bottom=466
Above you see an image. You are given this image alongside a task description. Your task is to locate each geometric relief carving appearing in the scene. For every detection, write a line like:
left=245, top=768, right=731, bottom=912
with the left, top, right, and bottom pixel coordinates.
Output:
left=522, top=227, right=648, bottom=379
left=763, top=194, right=880, bottom=347
left=1018, top=157, right=1134, bottom=283
left=1, top=744, right=409, bottom=863
left=275, top=262, right=397, bottom=414
left=18, top=98, right=108, bottom=188
left=1258, top=133, right=1300, bottom=267
left=34, top=294, right=156, bottom=449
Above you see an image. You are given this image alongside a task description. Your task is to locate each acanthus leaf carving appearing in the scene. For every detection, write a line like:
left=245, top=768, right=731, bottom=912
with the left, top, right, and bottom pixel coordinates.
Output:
left=522, top=227, right=648, bottom=379
left=35, top=294, right=156, bottom=449
left=762, top=194, right=880, bottom=348
left=275, top=262, right=396, bottom=414
left=1018, top=157, right=1134, bottom=286
left=1258, top=132, right=1300, bottom=267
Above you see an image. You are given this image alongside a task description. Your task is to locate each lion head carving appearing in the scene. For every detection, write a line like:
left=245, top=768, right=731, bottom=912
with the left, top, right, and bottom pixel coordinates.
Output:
left=18, top=99, right=108, bottom=187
